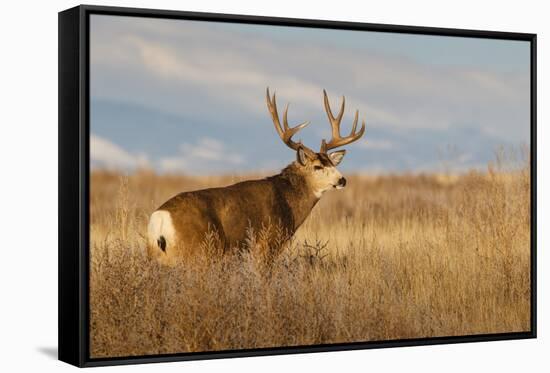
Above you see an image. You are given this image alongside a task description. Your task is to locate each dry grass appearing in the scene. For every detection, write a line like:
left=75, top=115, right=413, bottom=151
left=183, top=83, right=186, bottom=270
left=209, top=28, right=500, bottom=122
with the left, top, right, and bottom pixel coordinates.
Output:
left=89, top=159, right=531, bottom=358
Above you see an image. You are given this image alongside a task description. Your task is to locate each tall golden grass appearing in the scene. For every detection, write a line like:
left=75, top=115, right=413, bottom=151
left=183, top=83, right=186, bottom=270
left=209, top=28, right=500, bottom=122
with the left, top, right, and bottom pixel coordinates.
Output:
left=89, top=157, right=531, bottom=358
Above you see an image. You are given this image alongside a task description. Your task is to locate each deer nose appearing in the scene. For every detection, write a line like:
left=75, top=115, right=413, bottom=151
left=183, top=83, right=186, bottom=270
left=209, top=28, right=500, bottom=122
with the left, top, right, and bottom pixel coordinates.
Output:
left=338, top=177, right=346, bottom=187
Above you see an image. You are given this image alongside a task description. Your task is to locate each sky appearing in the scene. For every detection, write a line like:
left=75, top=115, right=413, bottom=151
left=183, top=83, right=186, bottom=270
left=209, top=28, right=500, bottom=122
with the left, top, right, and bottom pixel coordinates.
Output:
left=90, top=14, right=531, bottom=174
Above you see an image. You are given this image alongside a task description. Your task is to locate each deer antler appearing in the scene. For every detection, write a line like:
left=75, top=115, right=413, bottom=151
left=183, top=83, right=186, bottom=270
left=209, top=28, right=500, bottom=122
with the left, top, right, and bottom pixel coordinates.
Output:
left=320, top=89, right=366, bottom=153
left=266, top=88, right=315, bottom=155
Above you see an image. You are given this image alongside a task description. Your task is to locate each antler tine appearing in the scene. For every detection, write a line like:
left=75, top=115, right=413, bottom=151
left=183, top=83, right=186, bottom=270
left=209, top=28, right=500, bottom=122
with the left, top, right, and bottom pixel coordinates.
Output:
left=351, top=110, right=358, bottom=134
left=266, top=88, right=283, bottom=138
left=266, top=87, right=313, bottom=153
left=320, top=89, right=366, bottom=153
left=323, top=89, right=345, bottom=127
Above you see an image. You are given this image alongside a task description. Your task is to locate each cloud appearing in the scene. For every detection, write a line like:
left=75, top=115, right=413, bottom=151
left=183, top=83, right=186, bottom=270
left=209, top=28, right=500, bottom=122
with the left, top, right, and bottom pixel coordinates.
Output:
left=89, top=15, right=530, bottom=173
left=90, top=134, right=150, bottom=170
left=159, top=137, right=244, bottom=174
left=90, top=15, right=529, bottom=143
left=91, top=133, right=244, bottom=174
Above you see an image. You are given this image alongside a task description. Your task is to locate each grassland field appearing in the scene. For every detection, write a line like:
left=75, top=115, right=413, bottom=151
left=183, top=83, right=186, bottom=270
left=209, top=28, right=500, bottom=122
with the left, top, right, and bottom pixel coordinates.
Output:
left=90, top=157, right=531, bottom=358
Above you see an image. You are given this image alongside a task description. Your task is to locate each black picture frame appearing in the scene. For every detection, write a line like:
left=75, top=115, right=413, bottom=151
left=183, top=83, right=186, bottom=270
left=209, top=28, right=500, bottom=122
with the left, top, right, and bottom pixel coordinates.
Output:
left=58, top=4, right=537, bottom=367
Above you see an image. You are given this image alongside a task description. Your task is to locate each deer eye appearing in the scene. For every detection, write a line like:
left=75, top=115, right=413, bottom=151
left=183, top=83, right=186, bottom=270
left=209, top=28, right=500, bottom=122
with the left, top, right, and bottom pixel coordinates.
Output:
left=314, top=165, right=323, bottom=171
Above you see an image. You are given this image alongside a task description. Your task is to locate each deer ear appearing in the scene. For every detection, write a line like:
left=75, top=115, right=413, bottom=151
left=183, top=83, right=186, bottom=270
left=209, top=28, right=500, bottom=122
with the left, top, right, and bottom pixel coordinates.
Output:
left=296, top=147, right=309, bottom=166
left=329, top=150, right=346, bottom=166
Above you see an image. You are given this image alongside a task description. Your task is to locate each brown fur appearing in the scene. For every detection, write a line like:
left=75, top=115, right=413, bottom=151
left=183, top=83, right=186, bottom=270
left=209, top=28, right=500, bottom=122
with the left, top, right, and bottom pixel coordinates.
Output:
left=151, top=161, right=321, bottom=261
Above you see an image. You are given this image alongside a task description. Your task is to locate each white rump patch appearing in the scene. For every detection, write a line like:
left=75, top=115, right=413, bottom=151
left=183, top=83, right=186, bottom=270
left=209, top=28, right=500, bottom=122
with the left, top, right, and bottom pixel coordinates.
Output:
left=147, top=210, right=176, bottom=251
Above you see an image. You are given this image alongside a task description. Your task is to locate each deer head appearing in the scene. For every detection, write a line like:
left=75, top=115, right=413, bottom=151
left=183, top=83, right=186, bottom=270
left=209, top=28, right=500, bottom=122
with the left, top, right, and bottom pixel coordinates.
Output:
left=266, top=88, right=366, bottom=198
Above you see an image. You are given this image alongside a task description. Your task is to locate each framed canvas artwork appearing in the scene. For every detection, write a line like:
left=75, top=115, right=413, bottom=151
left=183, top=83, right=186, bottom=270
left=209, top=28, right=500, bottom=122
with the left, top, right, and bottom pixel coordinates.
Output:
left=58, top=5, right=537, bottom=367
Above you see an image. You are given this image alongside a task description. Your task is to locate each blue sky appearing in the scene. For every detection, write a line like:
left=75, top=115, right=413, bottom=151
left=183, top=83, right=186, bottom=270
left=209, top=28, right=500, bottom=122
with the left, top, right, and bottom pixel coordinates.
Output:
left=90, top=14, right=530, bottom=174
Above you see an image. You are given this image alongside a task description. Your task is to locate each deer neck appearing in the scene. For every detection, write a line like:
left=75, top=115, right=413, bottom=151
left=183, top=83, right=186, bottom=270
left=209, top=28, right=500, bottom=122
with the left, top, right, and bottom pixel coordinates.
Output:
left=275, top=163, right=321, bottom=230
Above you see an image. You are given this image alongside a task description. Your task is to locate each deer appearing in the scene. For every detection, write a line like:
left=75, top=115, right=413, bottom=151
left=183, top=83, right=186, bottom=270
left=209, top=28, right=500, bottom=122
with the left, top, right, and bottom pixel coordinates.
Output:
left=147, top=88, right=366, bottom=264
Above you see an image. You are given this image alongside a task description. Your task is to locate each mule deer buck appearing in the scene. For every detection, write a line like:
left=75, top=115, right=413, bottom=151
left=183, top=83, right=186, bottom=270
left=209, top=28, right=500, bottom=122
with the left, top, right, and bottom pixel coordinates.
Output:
left=147, top=88, right=366, bottom=264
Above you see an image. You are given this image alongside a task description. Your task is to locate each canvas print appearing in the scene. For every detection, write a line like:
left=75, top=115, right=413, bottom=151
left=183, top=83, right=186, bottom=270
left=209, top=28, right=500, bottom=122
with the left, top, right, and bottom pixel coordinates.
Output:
left=89, top=14, right=532, bottom=358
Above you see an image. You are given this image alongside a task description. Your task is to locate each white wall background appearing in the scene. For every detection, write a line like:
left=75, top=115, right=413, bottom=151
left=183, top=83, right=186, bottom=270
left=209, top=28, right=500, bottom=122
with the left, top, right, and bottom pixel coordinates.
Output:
left=0, top=0, right=546, bottom=371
